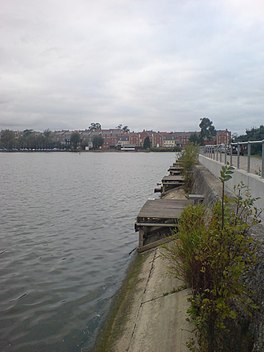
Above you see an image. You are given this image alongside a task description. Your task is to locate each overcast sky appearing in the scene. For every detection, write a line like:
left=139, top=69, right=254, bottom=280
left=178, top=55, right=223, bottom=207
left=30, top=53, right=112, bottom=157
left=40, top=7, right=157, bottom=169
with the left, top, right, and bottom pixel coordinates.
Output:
left=1, top=0, right=264, bottom=134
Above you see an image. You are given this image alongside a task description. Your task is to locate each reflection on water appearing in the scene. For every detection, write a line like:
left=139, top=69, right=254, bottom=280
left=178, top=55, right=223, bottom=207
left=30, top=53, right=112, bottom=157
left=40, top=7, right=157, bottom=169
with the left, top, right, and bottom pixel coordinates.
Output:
left=0, top=152, right=175, bottom=351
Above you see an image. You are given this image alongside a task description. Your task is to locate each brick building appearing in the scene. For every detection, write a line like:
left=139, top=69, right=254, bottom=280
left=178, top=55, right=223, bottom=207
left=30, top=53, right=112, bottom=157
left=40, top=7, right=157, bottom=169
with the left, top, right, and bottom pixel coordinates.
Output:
left=216, top=129, right=231, bottom=145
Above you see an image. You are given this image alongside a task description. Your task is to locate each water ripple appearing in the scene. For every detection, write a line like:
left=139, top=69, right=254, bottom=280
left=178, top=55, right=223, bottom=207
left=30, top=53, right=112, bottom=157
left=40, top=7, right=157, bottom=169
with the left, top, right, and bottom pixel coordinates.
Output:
left=0, top=152, right=176, bottom=351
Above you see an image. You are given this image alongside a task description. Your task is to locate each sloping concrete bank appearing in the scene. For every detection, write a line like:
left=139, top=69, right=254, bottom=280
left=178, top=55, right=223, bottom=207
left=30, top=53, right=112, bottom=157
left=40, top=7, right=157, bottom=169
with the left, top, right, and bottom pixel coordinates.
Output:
left=93, top=187, right=192, bottom=352
left=192, top=163, right=264, bottom=352
left=93, top=163, right=264, bottom=352
left=93, top=247, right=192, bottom=352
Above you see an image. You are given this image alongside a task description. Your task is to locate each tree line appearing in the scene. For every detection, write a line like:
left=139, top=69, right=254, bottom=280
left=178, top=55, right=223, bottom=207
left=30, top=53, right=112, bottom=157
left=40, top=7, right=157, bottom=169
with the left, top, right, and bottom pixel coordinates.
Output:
left=0, top=122, right=131, bottom=151
left=0, top=129, right=104, bottom=151
left=233, top=125, right=264, bottom=155
left=0, top=129, right=61, bottom=151
left=189, top=117, right=217, bottom=145
left=189, top=118, right=264, bottom=155
left=1, top=120, right=263, bottom=153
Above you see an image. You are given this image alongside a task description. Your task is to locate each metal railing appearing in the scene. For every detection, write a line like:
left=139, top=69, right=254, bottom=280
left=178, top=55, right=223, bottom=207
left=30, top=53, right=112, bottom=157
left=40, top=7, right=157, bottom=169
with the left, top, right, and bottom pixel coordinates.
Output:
left=201, top=140, right=264, bottom=178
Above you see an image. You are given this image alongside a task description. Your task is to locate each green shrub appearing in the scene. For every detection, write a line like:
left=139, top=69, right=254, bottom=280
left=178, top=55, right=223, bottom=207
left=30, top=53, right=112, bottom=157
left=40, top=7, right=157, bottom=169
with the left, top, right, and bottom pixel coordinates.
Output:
left=188, top=195, right=258, bottom=352
left=164, top=166, right=260, bottom=352
left=165, top=204, right=207, bottom=287
left=178, top=144, right=199, bottom=192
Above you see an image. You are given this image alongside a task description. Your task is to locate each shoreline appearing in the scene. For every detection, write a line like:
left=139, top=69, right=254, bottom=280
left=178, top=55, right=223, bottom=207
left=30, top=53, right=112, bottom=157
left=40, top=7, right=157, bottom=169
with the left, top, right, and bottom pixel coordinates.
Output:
left=0, top=149, right=178, bottom=153
left=93, top=249, right=192, bottom=352
left=92, top=251, right=152, bottom=352
left=92, top=187, right=192, bottom=352
left=92, top=162, right=264, bottom=352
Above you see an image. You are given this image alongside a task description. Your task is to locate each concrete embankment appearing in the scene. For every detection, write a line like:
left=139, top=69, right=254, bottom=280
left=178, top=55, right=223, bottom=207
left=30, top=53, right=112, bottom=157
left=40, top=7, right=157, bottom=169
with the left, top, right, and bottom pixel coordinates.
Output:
left=93, top=188, right=192, bottom=352
left=94, top=245, right=192, bottom=352
left=93, top=165, right=223, bottom=352
left=94, top=162, right=264, bottom=352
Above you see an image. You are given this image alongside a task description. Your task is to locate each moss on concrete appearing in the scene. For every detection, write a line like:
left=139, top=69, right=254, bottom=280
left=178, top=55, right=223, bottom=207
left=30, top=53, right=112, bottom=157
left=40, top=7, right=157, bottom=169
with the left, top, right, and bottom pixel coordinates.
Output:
left=93, top=251, right=151, bottom=352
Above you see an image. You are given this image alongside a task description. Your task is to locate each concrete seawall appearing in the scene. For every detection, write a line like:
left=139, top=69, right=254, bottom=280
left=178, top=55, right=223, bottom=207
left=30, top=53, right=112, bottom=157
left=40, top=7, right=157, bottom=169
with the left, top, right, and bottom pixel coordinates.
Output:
left=94, top=161, right=264, bottom=352
left=93, top=188, right=193, bottom=352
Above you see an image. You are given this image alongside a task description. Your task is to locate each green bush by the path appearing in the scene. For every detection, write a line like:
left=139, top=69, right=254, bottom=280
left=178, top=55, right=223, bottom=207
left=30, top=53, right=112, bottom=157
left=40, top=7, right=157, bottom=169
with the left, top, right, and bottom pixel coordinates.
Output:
left=178, top=144, right=198, bottom=192
left=164, top=165, right=261, bottom=352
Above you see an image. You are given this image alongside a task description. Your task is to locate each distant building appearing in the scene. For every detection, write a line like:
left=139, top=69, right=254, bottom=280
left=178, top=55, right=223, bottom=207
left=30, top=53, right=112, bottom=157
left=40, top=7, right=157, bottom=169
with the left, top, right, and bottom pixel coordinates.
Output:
left=151, top=132, right=163, bottom=148
left=117, top=135, right=130, bottom=147
left=159, top=131, right=194, bottom=147
left=1, top=126, right=232, bottom=150
left=162, top=134, right=177, bottom=148
left=216, top=129, right=231, bottom=145
left=53, top=130, right=72, bottom=146
left=129, top=132, right=140, bottom=146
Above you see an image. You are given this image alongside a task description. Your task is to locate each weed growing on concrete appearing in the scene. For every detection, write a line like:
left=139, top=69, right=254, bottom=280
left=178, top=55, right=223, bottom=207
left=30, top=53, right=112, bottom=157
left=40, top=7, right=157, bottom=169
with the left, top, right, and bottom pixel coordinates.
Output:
left=163, top=204, right=207, bottom=285
left=219, top=163, right=234, bottom=229
left=179, top=144, right=199, bottom=192
left=163, top=285, right=187, bottom=296
left=164, top=165, right=261, bottom=352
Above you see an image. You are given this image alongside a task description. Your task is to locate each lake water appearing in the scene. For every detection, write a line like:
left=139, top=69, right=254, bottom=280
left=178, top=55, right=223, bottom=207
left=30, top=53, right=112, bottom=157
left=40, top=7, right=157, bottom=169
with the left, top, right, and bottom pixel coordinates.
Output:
left=0, top=152, right=176, bottom=352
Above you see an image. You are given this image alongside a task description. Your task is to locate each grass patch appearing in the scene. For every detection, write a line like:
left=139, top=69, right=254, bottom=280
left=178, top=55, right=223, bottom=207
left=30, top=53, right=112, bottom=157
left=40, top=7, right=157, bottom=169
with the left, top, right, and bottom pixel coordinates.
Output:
left=163, top=285, right=187, bottom=296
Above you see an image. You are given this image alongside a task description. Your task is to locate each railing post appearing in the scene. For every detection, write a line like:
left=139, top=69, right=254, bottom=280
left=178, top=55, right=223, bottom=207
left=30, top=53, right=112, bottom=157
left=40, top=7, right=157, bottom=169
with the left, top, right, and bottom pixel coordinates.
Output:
left=203, top=140, right=262, bottom=174
left=237, top=144, right=240, bottom=169
left=247, top=142, right=251, bottom=173
left=262, top=141, right=264, bottom=178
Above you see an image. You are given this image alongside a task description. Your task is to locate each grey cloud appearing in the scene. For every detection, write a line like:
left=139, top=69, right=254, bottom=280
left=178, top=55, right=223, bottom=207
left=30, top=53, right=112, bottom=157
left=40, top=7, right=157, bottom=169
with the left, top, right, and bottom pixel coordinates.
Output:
left=1, top=0, right=264, bottom=134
